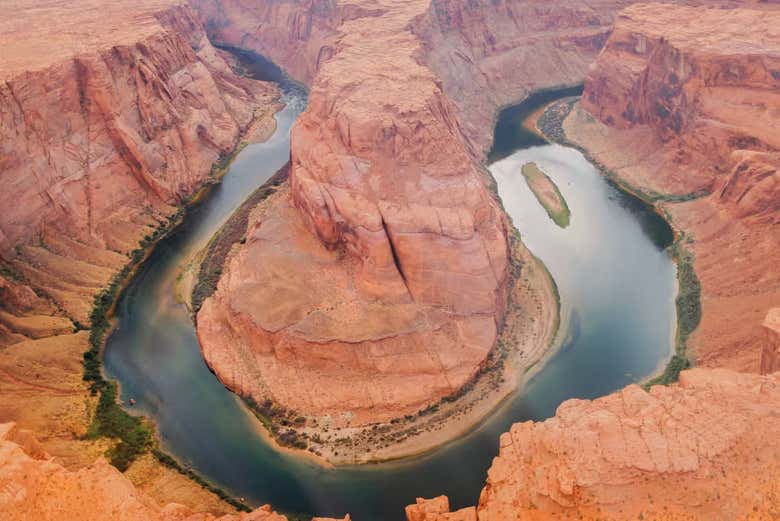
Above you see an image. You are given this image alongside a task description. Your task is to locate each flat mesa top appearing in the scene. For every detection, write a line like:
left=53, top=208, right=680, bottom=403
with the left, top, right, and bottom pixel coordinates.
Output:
left=618, top=3, right=780, bottom=57
left=765, top=308, right=780, bottom=334
left=0, top=0, right=183, bottom=81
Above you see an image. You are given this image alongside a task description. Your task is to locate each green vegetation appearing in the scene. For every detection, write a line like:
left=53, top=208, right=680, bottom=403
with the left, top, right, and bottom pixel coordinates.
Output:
left=209, top=143, right=248, bottom=179
left=242, top=395, right=310, bottom=450
left=87, top=381, right=153, bottom=471
left=192, top=163, right=289, bottom=311
left=521, top=162, right=571, bottom=228
left=153, top=450, right=251, bottom=512
left=644, top=240, right=701, bottom=388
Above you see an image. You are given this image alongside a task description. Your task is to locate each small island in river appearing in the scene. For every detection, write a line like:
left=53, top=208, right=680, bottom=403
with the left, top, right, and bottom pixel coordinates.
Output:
left=521, top=162, right=571, bottom=228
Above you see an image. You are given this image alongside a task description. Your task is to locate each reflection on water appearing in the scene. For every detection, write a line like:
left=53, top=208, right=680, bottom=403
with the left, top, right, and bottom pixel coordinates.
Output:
left=104, top=67, right=675, bottom=521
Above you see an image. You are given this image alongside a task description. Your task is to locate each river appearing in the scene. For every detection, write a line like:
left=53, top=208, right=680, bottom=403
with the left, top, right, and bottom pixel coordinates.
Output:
left=103, top=51, right=676, bottom=521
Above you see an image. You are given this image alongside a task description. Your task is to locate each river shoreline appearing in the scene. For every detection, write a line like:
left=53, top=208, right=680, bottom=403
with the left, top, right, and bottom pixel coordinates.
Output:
left=187, top=180, right=564, bottom=467
left=87, top=97, right=286, bottom=513
left=535, top=98, right=691, bottom=388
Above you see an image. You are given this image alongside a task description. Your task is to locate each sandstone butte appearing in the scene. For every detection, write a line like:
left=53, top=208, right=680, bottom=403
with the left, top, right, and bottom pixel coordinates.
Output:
left=1, top=0, right=780, bottom=520
left=192, top=0, right=681, bottom=426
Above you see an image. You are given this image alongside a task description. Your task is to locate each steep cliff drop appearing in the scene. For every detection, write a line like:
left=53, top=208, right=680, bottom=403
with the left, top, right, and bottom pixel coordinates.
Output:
left=0, top=0, right=281, bottom=513
left=564, top=3, right=780, bottom=372
left=415, top=369, right=780, bottom=520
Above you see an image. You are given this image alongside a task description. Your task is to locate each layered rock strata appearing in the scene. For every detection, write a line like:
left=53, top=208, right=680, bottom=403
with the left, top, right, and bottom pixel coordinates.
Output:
left=565, top=3, right=780, bottom=371
left=197, top=0, right=512, bottom=426
left=0, top=0, right=278, bottom=329
left=0, top=0, right=280, bottom=514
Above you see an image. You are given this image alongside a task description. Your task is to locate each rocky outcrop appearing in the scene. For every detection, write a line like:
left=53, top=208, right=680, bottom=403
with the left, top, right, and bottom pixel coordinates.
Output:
left=196, top=0, right=512, bottom=427
left=762, top=308, right=780, bottom=375
left=406, top=496, right=476, bottom=521
left=0, top=0, right=279, bottom=330
left=0, top=421, right=291, bottom=521
left=400, top=369, right=780, bottom=521
left=566, top=3, right=780, bottom=371
left=471, top=368, right=780, bottom=520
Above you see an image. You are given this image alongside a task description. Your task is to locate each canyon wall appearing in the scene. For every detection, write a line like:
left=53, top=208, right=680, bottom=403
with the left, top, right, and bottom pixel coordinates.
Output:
left=0, top=0, right=278, bottom=329
left=0, top=0, right=280, bottom=514
left=410, top=0, right=638, bottom=156
left=567, top=3, right=780, bottom=372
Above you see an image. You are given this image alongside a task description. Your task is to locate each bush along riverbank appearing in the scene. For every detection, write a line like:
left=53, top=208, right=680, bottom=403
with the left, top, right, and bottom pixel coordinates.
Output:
left=80, top=147, right=257, bottom=510
left=536, top=97, right=702, bottom=387
left=644, top=237, right=701, bottom=387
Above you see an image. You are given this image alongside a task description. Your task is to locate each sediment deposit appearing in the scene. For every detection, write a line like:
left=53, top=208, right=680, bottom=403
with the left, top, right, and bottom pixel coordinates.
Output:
left=566, top=3, right=780, bottom=372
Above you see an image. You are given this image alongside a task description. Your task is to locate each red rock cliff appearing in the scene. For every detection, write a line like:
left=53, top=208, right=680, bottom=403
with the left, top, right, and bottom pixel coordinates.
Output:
left=568, top=3, right=780, bottom=371
left=0, top=0, right=278, bottom=329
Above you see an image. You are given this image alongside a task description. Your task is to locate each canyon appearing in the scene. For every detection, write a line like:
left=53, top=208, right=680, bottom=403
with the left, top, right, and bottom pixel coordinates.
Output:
left=0, top=0, right=778, bottom=520
left=566, top=3, right=780, bottom=373
left=0, top=0, right=283, bottom=514
left=191, top=0, right=668, bottom=438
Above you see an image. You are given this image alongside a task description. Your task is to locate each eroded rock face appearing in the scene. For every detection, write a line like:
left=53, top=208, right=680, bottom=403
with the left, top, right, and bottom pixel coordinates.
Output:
left=190, top=0, right=342, bottom=85
left=0, top=0, right=278, bottom=330
left=410, top=0, right=639, bottom=156
left=568, top=3, right=780, bottom=371
left=0, top=422, right=291, bottom=521
left=197, top=0, right=510, bottom=425
left=472, top=369, right=780, bottom=520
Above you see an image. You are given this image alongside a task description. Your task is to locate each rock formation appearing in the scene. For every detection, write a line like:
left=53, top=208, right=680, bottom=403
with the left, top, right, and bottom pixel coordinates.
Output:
left=0, top=0, right=279, bottom=329
left=192, top=0, right=691, bottom=431
left=566, top=3, right=780, bottom=371
left=0, top=0, right=280, bottom=515
left=196, top=0, right=513, bottom=426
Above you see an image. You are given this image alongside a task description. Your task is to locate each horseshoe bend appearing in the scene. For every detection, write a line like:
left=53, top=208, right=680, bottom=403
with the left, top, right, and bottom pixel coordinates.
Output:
left=1, top=1, right=780, bottom=520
